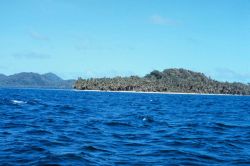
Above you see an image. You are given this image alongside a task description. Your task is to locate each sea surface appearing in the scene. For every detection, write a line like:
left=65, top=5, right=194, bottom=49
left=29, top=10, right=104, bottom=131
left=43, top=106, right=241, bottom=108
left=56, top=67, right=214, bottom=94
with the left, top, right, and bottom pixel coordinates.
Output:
left=0, top=88, right=250, bottom=165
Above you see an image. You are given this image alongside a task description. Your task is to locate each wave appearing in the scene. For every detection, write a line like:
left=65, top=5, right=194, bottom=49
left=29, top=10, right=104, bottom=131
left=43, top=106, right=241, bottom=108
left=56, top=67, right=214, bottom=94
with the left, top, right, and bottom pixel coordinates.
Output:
left=1, top=88, right=250, bottom=165
left=11, top=100, right=27, bottom=104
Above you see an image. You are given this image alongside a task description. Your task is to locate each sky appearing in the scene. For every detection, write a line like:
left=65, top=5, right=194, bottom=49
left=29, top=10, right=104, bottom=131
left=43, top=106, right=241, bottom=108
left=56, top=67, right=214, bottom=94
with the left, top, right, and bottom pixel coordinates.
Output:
left=0, top=0, right=249, bottom=82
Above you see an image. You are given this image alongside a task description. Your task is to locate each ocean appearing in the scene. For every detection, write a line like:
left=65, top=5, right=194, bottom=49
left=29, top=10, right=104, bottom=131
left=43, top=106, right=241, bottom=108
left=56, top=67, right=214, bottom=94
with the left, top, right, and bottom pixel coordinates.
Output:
left=0, top=88, right=250, bottom=165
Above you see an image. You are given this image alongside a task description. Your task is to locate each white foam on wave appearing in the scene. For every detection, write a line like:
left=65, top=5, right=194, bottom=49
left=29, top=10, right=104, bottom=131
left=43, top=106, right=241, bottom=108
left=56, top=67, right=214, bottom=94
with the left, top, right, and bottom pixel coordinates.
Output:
left=11, top=100, right=27, bottom=104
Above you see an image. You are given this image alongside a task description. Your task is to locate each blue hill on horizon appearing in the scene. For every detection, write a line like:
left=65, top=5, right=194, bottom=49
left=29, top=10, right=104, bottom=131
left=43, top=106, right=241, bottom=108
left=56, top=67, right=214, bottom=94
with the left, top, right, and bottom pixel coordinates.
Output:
left=0, top=72, right=75, bottom=89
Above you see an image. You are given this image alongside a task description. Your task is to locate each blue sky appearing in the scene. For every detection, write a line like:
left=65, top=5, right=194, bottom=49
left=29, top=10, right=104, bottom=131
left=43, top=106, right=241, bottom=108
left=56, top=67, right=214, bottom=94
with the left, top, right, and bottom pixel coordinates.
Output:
left=0, top=0, right=249, bottom=82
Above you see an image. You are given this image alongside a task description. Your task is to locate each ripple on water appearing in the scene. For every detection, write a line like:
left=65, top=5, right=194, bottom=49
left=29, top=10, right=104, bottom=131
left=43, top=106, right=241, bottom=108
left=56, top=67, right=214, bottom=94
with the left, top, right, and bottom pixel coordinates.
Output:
left=0, top=89, right=250, bottom=165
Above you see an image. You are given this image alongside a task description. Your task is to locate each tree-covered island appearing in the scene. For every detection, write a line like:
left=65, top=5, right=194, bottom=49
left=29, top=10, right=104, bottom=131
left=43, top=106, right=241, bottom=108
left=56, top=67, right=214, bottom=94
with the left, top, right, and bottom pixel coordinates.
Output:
left=74, top=68, right=250, bottom=95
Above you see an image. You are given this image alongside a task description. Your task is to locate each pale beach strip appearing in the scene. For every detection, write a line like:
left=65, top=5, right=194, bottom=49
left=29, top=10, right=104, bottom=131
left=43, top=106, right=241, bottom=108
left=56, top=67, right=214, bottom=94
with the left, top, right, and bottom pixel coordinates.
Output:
left=73, top=89, right=249, bottom=96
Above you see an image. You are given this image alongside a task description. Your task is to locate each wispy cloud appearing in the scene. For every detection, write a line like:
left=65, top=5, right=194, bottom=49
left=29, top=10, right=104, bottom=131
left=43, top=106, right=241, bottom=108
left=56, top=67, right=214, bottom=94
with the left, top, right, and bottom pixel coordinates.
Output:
left=12, top=52, right=51, bottom=59
left=186, top=37, right=201, bottom=45
left=75, top=38, right=136, bottom=52
left=149, top=14, right=180, bottom=26
left=75, top=39, right=93, bottom=51
left=29, top=31, right=49, bottom=41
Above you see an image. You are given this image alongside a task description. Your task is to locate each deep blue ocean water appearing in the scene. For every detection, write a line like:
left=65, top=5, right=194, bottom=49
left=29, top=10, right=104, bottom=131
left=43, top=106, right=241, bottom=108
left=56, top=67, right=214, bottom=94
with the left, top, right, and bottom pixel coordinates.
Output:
left=0, top=88, right=250, bottom=165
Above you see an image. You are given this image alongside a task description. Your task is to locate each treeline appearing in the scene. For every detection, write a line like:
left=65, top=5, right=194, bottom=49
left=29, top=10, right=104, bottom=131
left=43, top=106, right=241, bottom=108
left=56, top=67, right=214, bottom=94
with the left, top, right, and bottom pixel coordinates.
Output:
left=74, top=68, right=250, bottom=95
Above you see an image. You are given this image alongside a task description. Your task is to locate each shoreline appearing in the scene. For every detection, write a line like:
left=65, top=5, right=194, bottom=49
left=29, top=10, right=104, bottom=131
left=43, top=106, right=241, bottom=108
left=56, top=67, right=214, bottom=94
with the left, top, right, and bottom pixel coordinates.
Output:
left=73, top=89, right=248, bottom=96
left=1, top=87, right=248, bottom=96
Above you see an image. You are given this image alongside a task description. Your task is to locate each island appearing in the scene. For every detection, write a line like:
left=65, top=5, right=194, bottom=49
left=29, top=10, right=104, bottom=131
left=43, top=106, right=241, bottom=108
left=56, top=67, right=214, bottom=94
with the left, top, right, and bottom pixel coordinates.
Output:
left=74, top=68, right=250, bottom=95
left=0, top=72, right=75, bottom=89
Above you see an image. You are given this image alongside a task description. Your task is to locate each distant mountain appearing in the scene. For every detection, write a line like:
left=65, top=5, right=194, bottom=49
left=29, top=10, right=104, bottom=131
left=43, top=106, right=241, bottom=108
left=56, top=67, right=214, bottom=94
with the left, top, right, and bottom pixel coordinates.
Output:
left=0, top=72, right=75, bottom=89
left=0, top=74, right=6, bottom=81
left=74, top=68, right=250, bottom=95
left=42, top=73, right=63, bottom=82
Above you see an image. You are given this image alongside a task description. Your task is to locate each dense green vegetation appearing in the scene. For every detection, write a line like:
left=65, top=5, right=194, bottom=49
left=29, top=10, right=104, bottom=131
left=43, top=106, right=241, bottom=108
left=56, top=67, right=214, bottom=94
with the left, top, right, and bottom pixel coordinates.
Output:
left=74, top=68, right=250, bottom=95
left=0, top=72, right=75, bottom=89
